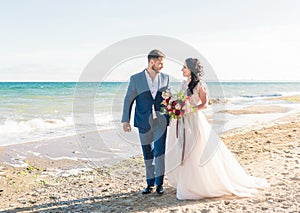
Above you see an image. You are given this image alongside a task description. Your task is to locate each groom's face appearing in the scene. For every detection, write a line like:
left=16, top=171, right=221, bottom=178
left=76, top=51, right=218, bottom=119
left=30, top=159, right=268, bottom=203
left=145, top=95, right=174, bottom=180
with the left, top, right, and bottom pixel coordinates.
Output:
left=151, top=57, right=164, bottom=73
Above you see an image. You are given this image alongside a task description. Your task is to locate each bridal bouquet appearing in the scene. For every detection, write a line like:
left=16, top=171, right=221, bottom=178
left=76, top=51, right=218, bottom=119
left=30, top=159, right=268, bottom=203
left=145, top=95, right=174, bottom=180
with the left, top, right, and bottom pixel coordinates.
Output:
left=161, top=88, right=195, bottom=120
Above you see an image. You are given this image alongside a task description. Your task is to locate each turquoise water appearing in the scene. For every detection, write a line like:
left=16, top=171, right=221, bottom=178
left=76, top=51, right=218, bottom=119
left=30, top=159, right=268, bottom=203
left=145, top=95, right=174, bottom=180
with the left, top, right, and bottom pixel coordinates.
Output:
left=0, top=81, right=300, bottom=146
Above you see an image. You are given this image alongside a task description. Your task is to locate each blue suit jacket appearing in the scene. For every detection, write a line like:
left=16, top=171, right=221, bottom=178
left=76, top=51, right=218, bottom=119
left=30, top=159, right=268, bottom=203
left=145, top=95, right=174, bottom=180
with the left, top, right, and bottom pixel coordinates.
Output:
left=121, top=70, right=169, bottom=129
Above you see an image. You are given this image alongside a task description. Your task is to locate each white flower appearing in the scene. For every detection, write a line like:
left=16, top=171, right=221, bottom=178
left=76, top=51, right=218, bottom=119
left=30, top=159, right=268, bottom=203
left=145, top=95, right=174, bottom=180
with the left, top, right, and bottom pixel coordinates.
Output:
left=162, top=89, right=171, bottom=99
left=175, top=103, right=181, bottom=110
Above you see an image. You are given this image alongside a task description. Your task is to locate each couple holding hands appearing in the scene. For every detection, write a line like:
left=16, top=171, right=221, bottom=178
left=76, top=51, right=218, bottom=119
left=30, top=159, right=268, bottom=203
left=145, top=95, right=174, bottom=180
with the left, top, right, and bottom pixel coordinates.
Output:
left=121, top=49, right=268, bottom=200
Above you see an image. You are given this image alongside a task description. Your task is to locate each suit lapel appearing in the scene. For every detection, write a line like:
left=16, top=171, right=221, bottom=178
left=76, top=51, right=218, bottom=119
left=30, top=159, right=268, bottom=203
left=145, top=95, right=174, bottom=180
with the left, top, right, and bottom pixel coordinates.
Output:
left=155, top=73, right=165, bottom=100
left=139, top=70, right=154, bottom=100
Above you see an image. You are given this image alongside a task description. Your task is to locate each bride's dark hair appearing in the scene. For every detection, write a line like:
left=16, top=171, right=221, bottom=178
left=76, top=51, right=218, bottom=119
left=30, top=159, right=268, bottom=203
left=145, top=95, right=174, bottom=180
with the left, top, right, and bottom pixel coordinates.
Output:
left=186, top=58, right=204, bottom=96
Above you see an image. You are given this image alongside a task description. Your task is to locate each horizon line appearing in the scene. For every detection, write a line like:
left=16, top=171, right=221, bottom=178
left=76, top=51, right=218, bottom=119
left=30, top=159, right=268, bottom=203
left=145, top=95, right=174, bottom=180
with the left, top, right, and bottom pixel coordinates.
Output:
left=0, top=80, right=300, bottom=83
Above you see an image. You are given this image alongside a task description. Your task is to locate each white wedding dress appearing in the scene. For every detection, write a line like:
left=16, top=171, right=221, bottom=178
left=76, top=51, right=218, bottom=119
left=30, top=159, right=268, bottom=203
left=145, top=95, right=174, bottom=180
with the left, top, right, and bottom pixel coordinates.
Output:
left=165, top=81, right=269, bottom=200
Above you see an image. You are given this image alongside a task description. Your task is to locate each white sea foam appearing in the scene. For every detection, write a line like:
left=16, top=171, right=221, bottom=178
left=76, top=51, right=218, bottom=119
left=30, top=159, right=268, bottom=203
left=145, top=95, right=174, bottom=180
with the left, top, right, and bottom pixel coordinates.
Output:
left=0, top=117, right=74, bottom=136
left=0, top=112, right=118, bottom=146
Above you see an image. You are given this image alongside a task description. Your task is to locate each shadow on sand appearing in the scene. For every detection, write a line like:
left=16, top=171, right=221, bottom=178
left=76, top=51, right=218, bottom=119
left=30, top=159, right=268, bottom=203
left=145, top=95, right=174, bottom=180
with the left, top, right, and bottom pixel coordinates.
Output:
left=3, top=186, right=240, bottom=212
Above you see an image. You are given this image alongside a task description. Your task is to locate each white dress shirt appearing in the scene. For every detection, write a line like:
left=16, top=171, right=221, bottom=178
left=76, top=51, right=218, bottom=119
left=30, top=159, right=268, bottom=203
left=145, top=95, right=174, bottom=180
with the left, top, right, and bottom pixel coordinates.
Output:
left=145, top=69, right=159, bottom=99
left=145, top=69, right=160, bottom=119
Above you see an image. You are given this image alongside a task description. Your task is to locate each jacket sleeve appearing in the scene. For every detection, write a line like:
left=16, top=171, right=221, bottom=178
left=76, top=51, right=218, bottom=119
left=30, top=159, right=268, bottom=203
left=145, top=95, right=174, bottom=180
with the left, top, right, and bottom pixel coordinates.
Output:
left=121, top=75, right=137, bottom=123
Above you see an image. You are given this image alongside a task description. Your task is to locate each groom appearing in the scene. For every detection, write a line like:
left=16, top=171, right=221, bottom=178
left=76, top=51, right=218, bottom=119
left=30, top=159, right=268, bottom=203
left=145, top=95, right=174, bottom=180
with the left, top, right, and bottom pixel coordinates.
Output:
left=122, top=49, right=169, bottom=195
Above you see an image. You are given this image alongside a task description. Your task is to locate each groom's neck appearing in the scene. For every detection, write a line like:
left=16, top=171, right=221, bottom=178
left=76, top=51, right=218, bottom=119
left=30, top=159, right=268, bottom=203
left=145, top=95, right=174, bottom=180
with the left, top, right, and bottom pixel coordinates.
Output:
left=146, top=68, right=158, bottom=79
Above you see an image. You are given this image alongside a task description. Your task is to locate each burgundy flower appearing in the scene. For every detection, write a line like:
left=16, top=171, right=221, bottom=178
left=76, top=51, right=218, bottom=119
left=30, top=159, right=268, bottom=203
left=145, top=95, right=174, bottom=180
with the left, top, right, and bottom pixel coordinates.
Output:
left=175, top=110, right=181, bottom=116
left=166, top=97, right=171, bottom=104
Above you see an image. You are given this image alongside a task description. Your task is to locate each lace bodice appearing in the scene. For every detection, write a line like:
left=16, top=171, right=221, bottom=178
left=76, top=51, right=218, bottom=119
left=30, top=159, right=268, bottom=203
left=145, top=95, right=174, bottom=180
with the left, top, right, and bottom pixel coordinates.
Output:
left=181, top=80, right=207, bottom=107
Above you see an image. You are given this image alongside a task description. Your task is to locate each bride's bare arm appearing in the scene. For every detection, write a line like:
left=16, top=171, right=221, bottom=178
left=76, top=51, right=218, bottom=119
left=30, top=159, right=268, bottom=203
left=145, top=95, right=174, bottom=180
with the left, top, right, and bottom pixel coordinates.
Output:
left=196, top=86, right=208, bottom=111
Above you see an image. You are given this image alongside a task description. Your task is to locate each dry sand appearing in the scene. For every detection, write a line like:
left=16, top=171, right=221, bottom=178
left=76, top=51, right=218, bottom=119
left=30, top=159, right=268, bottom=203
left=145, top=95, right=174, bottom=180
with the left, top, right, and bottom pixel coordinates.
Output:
left=268, top=94, right=300, bottom=103
left=220, top=105, right=289, bottom=115
left=0, top=113, right=300, bottom=212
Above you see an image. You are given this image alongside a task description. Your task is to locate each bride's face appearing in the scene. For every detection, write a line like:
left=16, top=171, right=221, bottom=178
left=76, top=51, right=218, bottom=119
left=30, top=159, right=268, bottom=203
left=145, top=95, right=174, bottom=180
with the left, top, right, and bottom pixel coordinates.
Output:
left=181, top=63, right=191, bottom=78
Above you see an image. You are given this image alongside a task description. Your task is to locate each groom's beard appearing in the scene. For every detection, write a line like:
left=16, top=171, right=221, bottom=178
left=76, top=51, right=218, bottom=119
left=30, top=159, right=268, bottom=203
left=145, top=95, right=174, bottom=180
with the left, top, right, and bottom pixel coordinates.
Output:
left=151, top=65, right=160, bottom=73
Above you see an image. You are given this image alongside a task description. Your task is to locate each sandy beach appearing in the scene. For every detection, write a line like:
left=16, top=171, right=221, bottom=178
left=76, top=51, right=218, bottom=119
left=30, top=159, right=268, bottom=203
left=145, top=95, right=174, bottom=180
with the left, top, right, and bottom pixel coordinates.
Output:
left=0, top=101, right=300, bottom=212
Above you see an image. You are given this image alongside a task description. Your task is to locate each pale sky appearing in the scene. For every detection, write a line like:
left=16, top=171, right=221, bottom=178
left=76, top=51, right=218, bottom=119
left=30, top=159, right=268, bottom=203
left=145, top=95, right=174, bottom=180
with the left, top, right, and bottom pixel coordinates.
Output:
left=0, top=0, right=300, bottom=81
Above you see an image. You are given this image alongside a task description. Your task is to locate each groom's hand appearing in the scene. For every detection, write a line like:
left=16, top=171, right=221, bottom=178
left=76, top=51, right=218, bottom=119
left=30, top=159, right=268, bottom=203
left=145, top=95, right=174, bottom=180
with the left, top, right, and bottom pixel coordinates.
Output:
left=123, top=122, right=131, bottom=132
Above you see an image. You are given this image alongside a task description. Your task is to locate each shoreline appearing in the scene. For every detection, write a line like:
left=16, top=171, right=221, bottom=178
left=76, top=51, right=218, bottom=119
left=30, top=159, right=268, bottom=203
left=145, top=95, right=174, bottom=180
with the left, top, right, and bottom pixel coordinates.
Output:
left=0, top=110, right=299, bottom=211
left=1, top=100, right=297, bottom=148
left=0, top=101, right=298, bottom=168
left=1, top=93, right=300, bottom=149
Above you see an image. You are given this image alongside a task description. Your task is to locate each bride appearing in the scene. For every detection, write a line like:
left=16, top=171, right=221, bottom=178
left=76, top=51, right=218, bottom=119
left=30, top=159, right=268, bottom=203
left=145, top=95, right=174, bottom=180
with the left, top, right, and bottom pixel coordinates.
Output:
left=165, top=58, right=269, bottom=200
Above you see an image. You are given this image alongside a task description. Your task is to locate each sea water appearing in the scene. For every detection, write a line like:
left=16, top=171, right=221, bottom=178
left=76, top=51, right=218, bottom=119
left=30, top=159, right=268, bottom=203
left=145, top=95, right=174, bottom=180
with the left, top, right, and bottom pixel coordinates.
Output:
left=0, top=81, right=300, bottom=146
